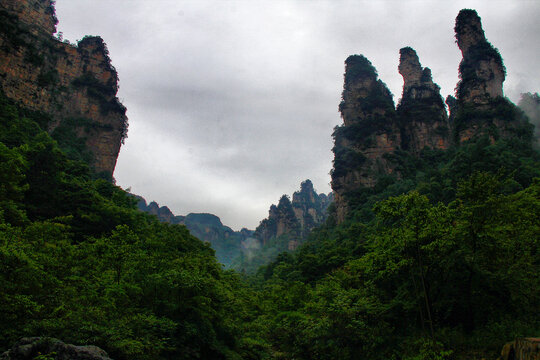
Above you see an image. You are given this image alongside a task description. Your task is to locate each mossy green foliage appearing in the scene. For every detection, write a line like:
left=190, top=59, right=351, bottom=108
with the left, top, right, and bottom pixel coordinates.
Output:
left=50, top=117, right=98, bottom=164
left=331, top=143, right=367, bottom=179
left=37, top=69, right=59, bottom=88
left=0, top=92, right=267, bottom=360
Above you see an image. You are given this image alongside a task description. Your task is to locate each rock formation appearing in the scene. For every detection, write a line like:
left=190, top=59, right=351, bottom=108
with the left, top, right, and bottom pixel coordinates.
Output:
left=292, top=179, right=333, bottom=238
left=454, top=9, right=504, bottom=105
left=255, top=195, right=299, bottom=247
left=330, top=9, right=533, bottom=223
left=255, top=179, right=332, bottom=250
left=0, top=337, right=112, bottom=360
left=0, top=0, right=127, bottom=176
left=518, top=92, right=540, bottom=144
left=451, top=9, right=531, bottom=144
left=397, top=47, right=450, bottom=153
left=332, top=55, right=400, bottom=222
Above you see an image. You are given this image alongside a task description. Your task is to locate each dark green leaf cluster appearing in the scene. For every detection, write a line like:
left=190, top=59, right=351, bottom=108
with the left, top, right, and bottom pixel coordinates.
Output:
left=331, top=144, right=367, bottom=179
left=0, top=10, right=33, bottom=49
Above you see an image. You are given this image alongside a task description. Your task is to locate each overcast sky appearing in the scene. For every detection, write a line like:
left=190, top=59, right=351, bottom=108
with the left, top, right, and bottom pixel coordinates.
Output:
left=54, top=0, right=540, bottom=230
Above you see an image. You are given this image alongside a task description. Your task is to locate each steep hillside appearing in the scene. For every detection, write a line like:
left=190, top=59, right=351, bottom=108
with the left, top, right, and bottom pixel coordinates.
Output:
left=0, top=0, right=127, bottom=176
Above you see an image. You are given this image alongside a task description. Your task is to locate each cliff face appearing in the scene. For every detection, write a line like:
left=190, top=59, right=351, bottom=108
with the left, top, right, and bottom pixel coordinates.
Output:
left=292, top=179, right=333, bottom=238
left=0, top=0, right=127, bottom=175
left=0, top=0, right=57, bottom=36
left=330, top=9, right=532, bottom=223
left=255, top=179, right=332, bottom=250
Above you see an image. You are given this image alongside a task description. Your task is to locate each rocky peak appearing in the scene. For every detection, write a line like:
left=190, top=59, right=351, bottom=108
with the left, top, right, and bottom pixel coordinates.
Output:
left=455, top=9, right=486, bottom=55
left=292, top=179, right=316, bottom=205
left=451, top=9, right=531, bottom=145
left=330, top=9, right=532, bottom=224
left=397, top=47, right=449, bottom=153
left=398, top=47, right=441, bottom=101
left=339, top=55, right=395, bottom=126
left=291, top=179, right=333, bottom=237
left=134, top=195, right=252, bottom=267
left=332, top=55, right=400, bottom=222
left=455, top=9, right=504, bottom=104
left=398, top=47, right=423, bottom=88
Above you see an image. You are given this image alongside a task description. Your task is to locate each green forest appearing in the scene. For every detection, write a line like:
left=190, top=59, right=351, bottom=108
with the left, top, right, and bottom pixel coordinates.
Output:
left=1, top=86, right=539, bottom=359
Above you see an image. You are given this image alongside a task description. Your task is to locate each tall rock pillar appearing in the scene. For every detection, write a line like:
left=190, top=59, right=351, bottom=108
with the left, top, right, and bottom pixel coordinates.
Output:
left=397, top=47, right=450, bottom=152
left=331, top=55, right=401, bottom=222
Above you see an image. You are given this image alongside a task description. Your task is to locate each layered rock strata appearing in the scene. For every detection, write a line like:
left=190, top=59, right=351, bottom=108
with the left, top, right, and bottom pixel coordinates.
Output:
left=0, top=0, right=127, bottom=175
left=499, top=338, right=540, bottom=360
